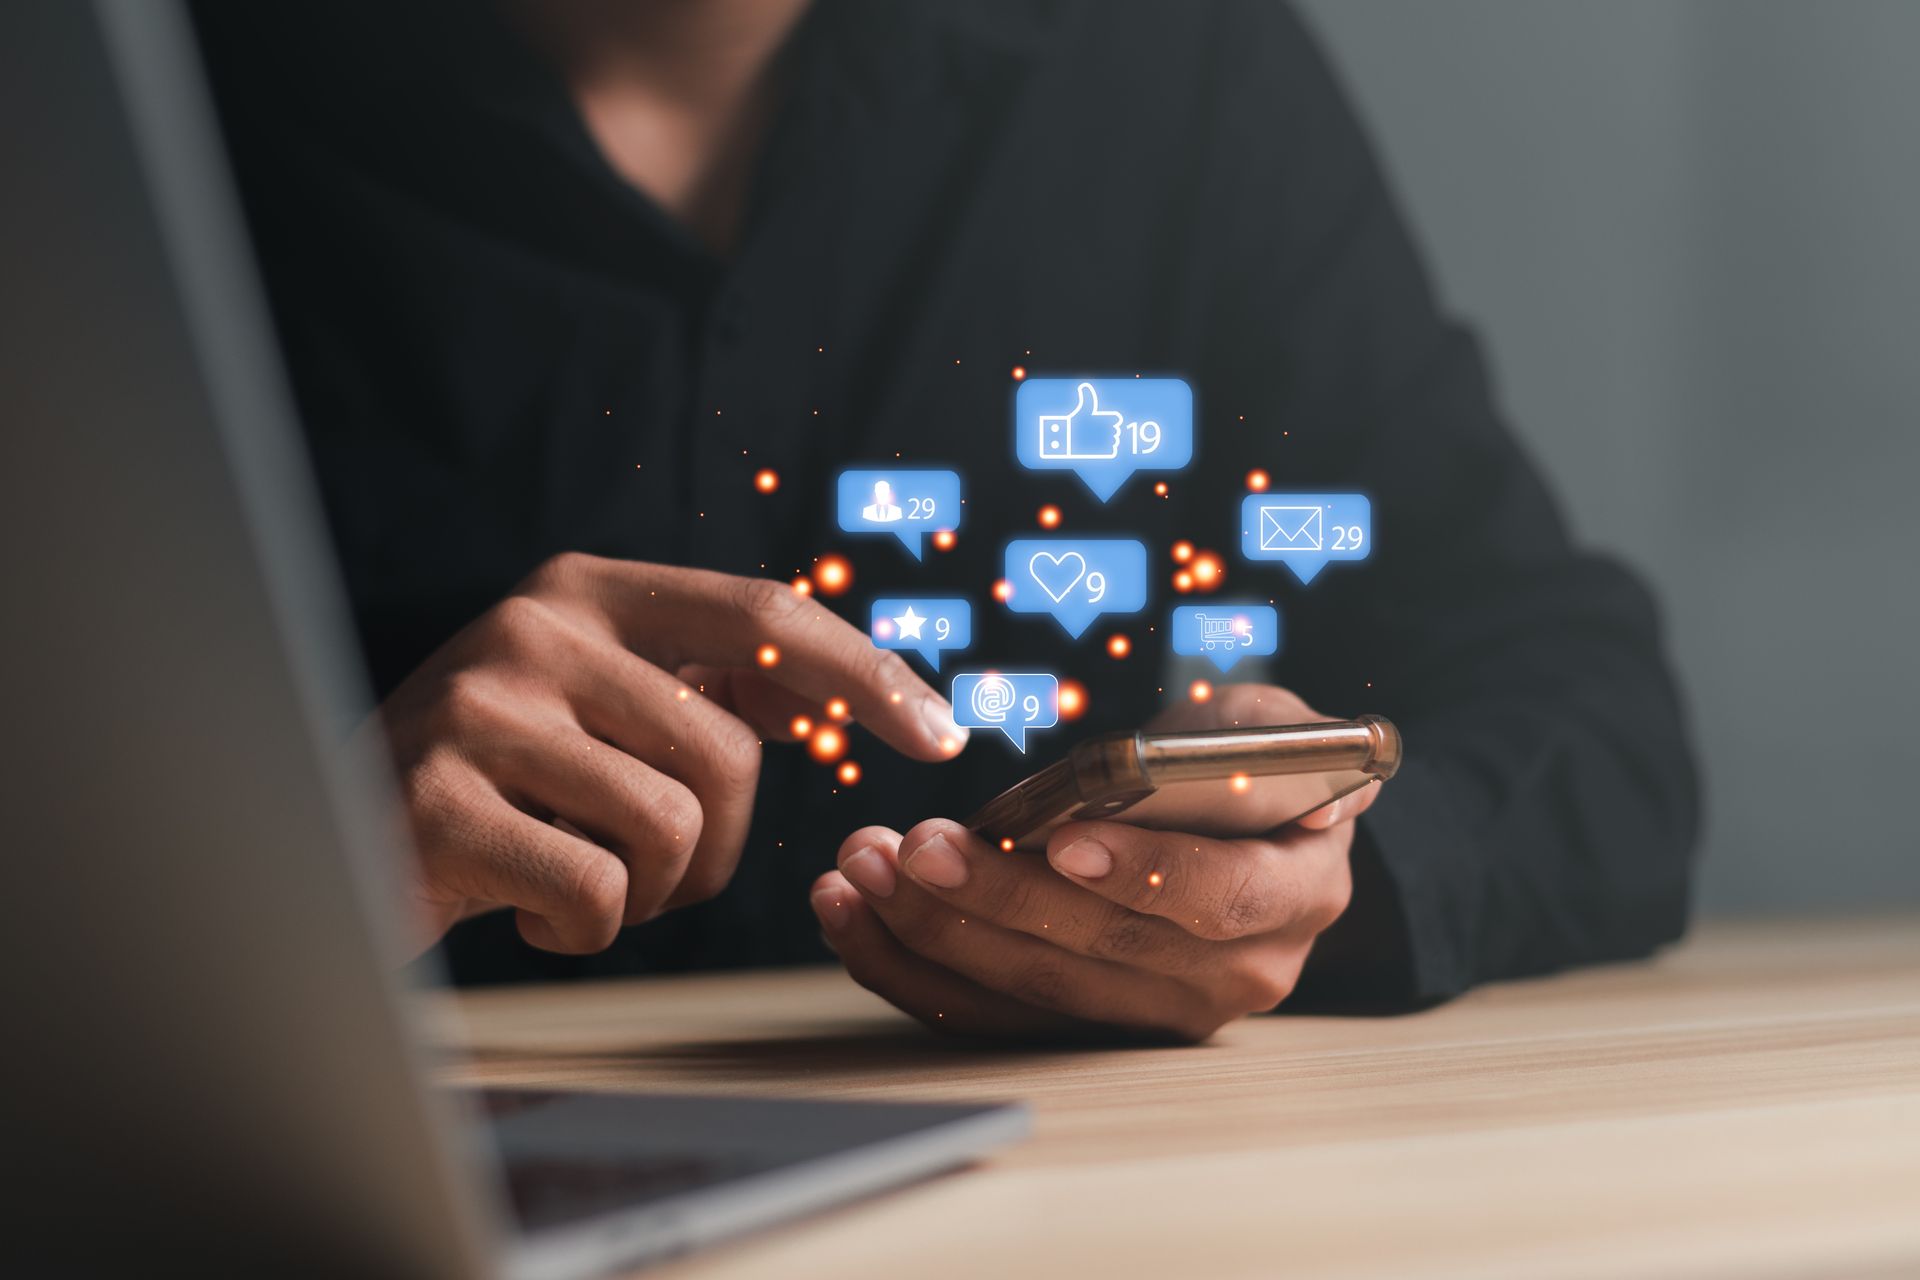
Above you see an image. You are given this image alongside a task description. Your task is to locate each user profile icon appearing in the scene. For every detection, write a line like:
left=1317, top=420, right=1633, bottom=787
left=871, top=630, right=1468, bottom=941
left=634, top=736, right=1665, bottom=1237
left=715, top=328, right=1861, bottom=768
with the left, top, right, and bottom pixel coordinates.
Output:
left=862, top=479, right=903, bottom=524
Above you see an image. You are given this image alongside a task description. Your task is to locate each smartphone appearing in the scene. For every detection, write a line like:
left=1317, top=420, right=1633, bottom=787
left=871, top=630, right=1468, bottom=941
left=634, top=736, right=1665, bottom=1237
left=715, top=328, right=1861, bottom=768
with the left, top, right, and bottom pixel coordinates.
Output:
left=966, top=716, right=1401, bottom=849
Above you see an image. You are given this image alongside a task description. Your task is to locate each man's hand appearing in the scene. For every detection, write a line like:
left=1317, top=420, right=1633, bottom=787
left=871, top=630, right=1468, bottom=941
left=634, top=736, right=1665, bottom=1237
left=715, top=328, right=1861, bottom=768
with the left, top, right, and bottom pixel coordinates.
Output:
left=809, top=686, right=1375, bottom=1043
left=363, top=553, right=967, bottom=957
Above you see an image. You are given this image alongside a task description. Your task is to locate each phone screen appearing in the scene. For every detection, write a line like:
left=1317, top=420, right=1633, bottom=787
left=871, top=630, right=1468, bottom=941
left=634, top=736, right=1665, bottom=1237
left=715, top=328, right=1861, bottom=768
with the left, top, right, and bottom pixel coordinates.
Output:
left=969, top=719, right=1399, bottom=849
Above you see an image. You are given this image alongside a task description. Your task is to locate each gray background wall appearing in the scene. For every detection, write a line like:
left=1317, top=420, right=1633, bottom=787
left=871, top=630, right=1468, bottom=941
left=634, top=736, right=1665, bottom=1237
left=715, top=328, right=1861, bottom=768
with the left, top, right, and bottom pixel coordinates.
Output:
left=1297, top=0, right=1920, bottom=912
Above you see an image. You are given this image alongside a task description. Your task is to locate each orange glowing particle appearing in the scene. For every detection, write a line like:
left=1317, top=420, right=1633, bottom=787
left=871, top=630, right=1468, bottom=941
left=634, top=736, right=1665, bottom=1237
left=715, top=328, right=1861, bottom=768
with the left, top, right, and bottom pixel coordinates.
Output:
left=755, top=644, right=781, bottom=669
left=1173, top=570, right=1195, bottom=593
left=1011, top=365, right=1028, bottom=381
left=790, top=576, right=814, bottom=596
left=1189, top=679, right=1214, bottom=703
left=992, top=578, right=1013, bottom=603
left=1190, top=553, right=1223, bottom=588
left=1000, top=837, right=1016, bottom=852
left=1246, top=469, right=1271, bottom=493
left=1154, top=482, right=1169, bottom=496
left=825, top=697, right=851, bottom=722
left=1056, top=679, right=1087, bottom=720
left=1106, top=634, right=1132, bottom=660
left=1171, top=540, right=1195, bottom=564
left=837, top=760, right=862, bottom=786
left=808, top=725, right=847, bottom=763
left=1147, top=871, right=1164, bottom=888
left=1230, top=772, right=1251, bottom=794
left=889, top=690, right=904, bottom=704
left=813, top=554, right=852, bottom=595
left=790, top=715, right=814, bottom=739
left=1037, top=504, right=1062, bottom=529
left=753, top=468, right=780, bottom=494
left=932, top=528, right=957, bottom=552
left=675, top=687, right=692, bottom=702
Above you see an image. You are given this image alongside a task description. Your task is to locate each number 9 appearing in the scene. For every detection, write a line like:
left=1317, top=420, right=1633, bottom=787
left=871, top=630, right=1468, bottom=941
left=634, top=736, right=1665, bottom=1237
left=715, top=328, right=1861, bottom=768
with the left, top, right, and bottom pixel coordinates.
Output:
left=1084, top=571, right=1107, bottom=604
left=1021, top=694, right=1041, bottom=723
left=934, top=617, right=951, bottom=641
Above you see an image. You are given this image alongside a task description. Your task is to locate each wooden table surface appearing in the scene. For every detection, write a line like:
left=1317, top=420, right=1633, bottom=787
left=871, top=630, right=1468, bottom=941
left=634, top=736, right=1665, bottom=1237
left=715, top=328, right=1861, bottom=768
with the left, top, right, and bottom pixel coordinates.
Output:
left=435, top=917, right=1920, bottom=1279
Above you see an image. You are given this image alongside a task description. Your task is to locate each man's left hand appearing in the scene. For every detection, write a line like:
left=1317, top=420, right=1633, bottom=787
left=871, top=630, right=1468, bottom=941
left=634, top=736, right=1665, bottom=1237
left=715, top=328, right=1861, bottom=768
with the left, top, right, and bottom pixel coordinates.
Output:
left=810, top=686, right=1378, bottom=1043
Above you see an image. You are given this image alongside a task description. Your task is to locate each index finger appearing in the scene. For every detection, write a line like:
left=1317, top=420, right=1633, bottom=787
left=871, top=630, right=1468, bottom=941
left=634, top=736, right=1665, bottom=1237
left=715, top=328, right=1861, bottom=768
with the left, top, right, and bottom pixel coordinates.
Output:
left=559, top=560, right=968, bottom=761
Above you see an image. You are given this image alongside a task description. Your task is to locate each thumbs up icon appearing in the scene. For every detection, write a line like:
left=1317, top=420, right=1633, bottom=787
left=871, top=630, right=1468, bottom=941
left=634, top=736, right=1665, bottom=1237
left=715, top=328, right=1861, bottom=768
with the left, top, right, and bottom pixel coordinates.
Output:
left=1037, top=381, right=1123, bottom=461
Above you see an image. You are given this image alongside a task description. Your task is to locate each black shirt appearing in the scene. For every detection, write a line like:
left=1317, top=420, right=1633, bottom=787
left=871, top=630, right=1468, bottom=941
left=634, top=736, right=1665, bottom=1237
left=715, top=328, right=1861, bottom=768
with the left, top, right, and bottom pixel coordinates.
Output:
left=193, top=0, right=1700, bottom=1004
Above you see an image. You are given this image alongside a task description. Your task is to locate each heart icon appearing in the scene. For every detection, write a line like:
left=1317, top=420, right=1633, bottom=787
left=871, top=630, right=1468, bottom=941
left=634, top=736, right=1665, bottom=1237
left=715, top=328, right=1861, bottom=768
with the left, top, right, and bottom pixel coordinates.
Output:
left=1028, top=551, right=1088, bottom=604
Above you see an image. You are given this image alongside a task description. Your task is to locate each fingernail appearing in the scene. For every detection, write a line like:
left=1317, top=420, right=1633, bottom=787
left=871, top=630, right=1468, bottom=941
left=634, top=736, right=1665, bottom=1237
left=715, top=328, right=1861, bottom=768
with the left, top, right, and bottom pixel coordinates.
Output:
left=840, top=847, right=896, bottom=899
left=1050, top=837, right=1113, bottom=880
left=921, top=697, right=969, bottom=754
left=811, top=887, right=851, bottom=931
left=903, top=834, right=969, bottom=888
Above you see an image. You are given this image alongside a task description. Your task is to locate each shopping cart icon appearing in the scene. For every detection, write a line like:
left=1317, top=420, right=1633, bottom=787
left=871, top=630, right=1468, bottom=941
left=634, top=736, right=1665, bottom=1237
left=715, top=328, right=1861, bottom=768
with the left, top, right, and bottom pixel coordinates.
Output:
left=1191, top=613, right=1255, bottom=651
left=1172, top=604, right=1278, bottom=672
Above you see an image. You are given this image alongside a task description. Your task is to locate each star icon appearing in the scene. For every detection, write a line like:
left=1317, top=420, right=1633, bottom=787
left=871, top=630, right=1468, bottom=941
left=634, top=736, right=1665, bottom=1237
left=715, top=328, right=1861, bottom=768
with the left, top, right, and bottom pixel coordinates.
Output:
left=893, top=606, right=927, bottom=641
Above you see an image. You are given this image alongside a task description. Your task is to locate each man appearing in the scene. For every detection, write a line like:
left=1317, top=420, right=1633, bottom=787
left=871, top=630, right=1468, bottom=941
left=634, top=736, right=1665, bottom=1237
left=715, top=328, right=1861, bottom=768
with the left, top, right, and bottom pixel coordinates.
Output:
left=191, top=0, right=1698, bottom=1040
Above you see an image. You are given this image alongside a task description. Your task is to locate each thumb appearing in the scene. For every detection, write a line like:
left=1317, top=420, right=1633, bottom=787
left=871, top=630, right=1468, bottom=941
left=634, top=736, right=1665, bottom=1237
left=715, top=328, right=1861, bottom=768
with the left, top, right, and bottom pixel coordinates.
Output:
left=1072, top=381, right=1098, bottom=418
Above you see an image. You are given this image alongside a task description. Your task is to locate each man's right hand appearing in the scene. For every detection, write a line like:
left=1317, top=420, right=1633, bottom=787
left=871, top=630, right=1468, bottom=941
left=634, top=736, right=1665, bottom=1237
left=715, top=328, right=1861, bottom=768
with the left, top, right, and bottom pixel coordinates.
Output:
left=359, top=553, right=967, bottom=957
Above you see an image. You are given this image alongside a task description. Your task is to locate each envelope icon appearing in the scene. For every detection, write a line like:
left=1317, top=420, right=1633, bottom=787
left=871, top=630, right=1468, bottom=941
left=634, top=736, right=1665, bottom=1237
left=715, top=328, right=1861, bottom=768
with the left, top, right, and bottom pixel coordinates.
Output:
left=1259, top=505, right=1323, bottom=552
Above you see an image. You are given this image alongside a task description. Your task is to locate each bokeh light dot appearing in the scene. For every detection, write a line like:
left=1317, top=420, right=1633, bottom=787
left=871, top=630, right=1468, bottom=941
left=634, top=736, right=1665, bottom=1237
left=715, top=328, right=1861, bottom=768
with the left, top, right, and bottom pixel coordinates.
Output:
left=813, top=555, right=853, bottom=595
left=1057, top=679, right=1087, bottom=720
left=808, top=725, right=847, bottom=763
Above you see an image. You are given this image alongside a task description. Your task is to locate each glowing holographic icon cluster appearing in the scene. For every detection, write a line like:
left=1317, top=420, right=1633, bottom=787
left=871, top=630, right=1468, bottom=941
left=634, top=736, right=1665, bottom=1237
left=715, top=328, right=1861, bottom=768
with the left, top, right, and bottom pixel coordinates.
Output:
left=808, top=364, right=1377, bottom=766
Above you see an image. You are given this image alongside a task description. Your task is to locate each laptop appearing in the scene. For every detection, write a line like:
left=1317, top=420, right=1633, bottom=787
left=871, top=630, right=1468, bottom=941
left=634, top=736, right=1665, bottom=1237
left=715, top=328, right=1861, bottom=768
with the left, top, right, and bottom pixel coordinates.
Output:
left=0, top=3, right=1027, bottom=1276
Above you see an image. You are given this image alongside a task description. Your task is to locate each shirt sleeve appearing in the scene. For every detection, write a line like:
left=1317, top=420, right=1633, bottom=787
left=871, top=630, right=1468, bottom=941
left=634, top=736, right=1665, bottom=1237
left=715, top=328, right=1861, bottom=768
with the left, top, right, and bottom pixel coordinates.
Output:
left=1197, top=3, right=1702, bottom=1006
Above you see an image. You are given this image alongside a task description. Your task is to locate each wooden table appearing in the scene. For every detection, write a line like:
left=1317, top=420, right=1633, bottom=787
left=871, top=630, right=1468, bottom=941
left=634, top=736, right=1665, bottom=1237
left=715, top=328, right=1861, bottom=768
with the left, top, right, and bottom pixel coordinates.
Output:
left=436, top=918, right=1920, bottom=1279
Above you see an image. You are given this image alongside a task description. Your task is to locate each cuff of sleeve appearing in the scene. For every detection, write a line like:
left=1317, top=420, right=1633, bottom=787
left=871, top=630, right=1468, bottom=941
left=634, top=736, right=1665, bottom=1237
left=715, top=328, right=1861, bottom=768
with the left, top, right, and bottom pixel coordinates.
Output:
left=1347, top=755, right=1485, bottom=1005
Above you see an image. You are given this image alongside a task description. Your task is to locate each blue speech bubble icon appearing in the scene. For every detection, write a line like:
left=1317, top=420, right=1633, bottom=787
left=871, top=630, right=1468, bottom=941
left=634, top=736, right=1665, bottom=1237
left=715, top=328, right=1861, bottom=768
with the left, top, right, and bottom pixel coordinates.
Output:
left=1015, top=377, right=1193, bottom=501
left=869, top=597, right=972, bottom=672
left=1240, top=493, right=1372, bottom=585
left=836, top=468, right=963, bottom=561
left=951, top=672, right=1059, bottom=753
left=1171, top=603, right=1280, bottom=674
left=1002, top=538, right=1148, bottom=639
